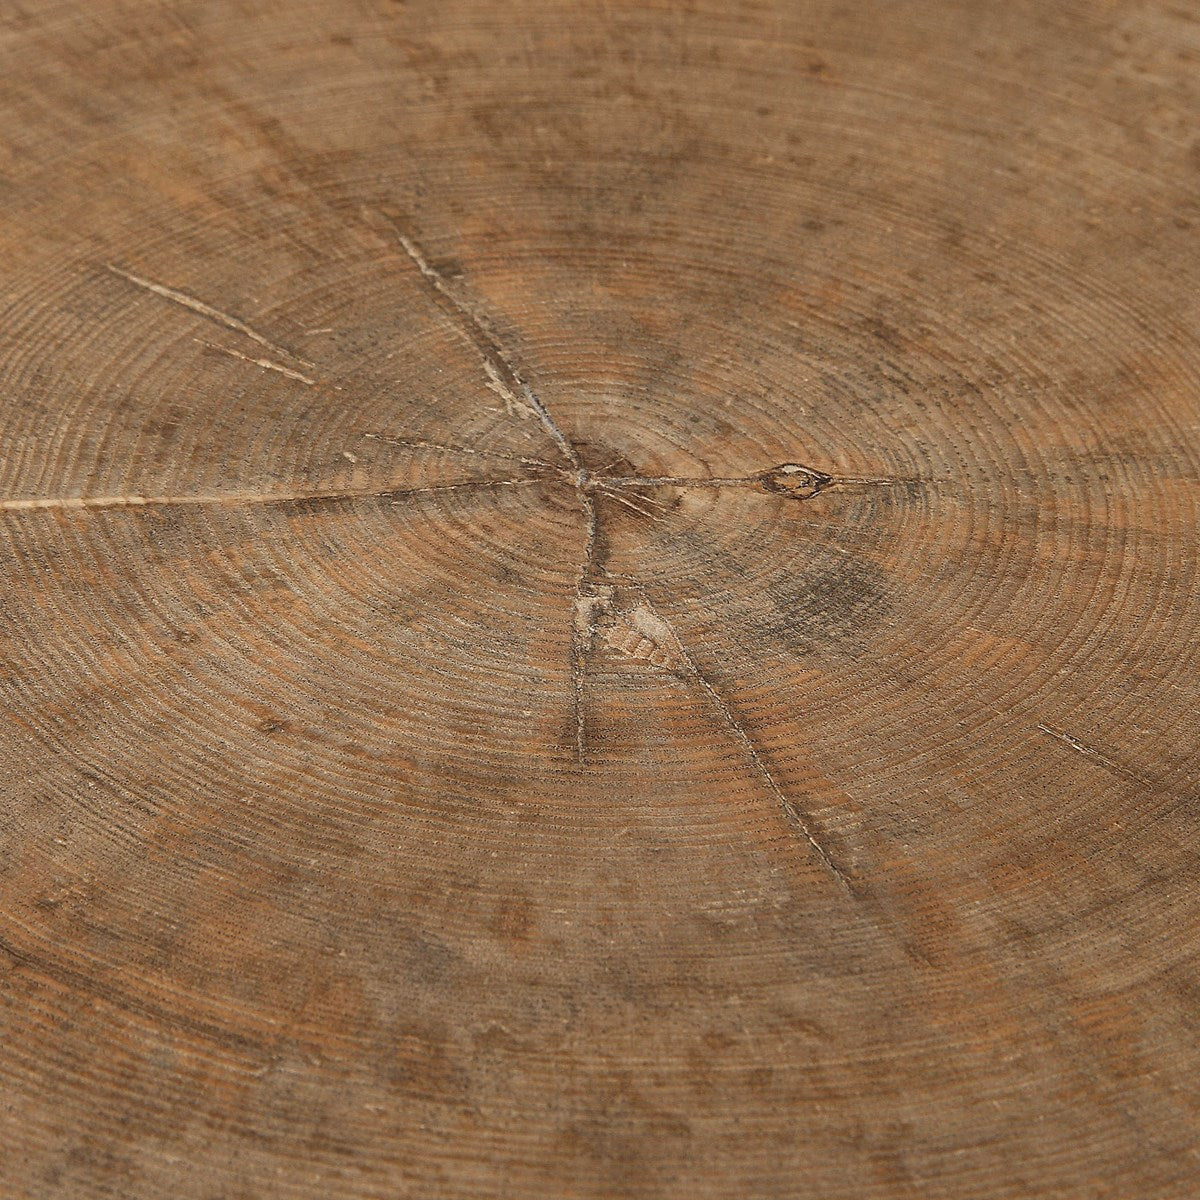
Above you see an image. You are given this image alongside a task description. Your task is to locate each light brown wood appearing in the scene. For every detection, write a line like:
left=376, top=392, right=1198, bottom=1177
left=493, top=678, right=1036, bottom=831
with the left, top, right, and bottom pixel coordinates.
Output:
left=2, top=2, right=1199, bottom=1197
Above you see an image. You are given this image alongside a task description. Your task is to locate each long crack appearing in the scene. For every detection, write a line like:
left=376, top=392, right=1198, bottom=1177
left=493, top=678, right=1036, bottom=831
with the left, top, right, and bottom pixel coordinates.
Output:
left=0, top=478, right=546, bottom=514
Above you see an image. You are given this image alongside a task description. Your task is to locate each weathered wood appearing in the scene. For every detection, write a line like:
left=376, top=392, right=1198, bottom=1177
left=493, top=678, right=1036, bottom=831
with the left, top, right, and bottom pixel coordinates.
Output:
left=1, top=2, right=1199, bottom=1197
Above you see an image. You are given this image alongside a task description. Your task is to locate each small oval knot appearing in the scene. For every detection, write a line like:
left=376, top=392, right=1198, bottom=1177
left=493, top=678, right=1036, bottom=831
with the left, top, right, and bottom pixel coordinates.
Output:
left=759, top=463, right=833, bottom=500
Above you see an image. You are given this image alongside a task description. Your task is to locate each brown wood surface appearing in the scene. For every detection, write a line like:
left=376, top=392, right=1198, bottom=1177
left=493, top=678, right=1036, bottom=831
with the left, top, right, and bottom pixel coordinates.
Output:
left=2, top=2, right=1199, bottom=1197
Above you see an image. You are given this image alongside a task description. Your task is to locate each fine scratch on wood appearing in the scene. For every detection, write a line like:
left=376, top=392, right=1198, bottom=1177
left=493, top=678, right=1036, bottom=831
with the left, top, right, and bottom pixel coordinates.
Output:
left=391, top=229, right=535, bottom=423
left=632, top=588, right=852, bottom=891
left=363, top=432, right=553, bottom=468
left=611, top=485, right=671, bottom=513
left=106, top=265, right=313, bottom=367
left=1037, top=724, right=1156, bottom=790
left=0, top=929, right=262, bottom=1057
left=389, top=225, right=581, bottom=470
left=194, top=339, right=315, bottom=385
left=0, top=477, right=545, bottom=515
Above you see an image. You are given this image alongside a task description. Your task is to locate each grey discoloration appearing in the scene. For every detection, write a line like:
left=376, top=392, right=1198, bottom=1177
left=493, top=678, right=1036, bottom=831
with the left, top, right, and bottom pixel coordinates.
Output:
left=766, top=550, right=892, bottom=657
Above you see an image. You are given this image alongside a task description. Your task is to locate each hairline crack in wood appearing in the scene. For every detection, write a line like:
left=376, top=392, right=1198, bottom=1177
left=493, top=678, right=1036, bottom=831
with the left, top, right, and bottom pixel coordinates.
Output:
left=389, top=224, right=581, bottom=470
left=106, top=264, right=315, bottom=370
left=609, top=580, right=853, bottom=891
left=1037, top=722, right=1157, bottom=790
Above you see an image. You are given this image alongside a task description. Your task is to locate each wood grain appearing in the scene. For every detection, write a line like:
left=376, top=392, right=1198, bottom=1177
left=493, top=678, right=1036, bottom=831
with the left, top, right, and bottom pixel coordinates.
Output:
left=1, top=2, right=1199, bottom=1197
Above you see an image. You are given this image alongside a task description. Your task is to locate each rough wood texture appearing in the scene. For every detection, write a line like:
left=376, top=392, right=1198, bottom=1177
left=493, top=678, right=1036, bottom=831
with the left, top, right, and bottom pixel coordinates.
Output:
left=2, top=2, right=1199, bottom=1197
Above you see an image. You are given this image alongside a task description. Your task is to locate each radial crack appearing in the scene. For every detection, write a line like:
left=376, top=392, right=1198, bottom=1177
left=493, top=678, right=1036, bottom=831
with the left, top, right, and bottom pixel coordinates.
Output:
left=623, top=586, right=852, bottom=890
left=106, top=264, right=313, bottom=367
left=569, top=488, right=606, bottom=763
left=389, top=224, right=581, bottom=469
left=0, top=477, right=544, bottom=515
left=387, top=223, right=603, bottom=761
left=604, top=474, right=786, bottom=489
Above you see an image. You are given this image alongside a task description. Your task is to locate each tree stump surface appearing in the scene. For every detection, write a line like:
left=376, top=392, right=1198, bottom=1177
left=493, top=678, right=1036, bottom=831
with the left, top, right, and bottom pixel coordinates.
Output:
left=1, top=2, right=1199, bottom=1197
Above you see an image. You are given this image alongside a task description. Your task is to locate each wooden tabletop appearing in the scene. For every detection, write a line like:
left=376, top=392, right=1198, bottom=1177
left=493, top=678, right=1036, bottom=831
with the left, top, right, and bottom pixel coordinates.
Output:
left=1, top=2, right=1198, bottom=1197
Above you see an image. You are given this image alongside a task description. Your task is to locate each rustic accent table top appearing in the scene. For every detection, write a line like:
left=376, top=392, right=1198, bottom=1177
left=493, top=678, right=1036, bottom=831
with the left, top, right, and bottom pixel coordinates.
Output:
left=2, top=2, right=1199, bottom=1197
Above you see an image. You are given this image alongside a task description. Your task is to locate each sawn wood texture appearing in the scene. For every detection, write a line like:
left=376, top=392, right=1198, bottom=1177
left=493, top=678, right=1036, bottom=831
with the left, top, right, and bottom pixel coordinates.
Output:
left=1, top=2, right=1199, bottom=1197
